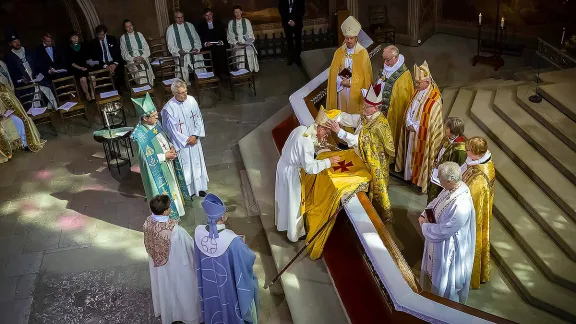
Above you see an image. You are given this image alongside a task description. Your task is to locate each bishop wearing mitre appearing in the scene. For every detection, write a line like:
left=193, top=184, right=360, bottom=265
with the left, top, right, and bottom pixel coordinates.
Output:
left=395, top=61, right=443, bottom=193
left=275, top=107, right=341, bottom=242
left=326, top=16, right=372, bottom=114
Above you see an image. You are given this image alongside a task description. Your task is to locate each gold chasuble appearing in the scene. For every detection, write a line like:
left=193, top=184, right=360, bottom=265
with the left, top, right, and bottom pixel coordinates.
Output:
left=427, top=136, right=467, bottom=203
left=302, top=149, right=371, bottom=259
left=326, top=43, right=372, bottom=114
left=379, top=68, right=414, bottom=154
left=463, top=160, right=495, bottom=289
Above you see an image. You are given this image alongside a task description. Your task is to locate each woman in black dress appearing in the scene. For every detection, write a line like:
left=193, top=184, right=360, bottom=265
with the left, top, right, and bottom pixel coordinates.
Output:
left=67, top=32, right=94, bottom=101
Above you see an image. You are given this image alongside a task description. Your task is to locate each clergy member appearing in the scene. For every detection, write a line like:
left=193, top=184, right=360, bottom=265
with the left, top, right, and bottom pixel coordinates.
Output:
left=376, top=45, right=414, bottom=153
left=461, top=137, right=495, bottom=290
left=0, top=61, right=45, bottom=164
left=3, top=29, right=58, bottom=109
left=197, top=8, right=229, bottom=77
left=194, top=193, right=258, bottom=323
left=227, top=5, right=259, bottom=72
left=326, top=16, right=372, bottom=114
left=419, top=161, right=476, bottom=303
left=144, top=194, right=201, bottom=324
left=325, top=83, right=395, bottom=222
left=395, top=61, right=443, bottom=193
left=120, top=19, right=155, bottom=85
left=427, top=117, right=467, bottom=203
left=166, top=10, right=205, bottom=85
left=161, top=79, right=209, bottom=199
left=275, top=107, right=341, bottom=242
left=132, top=92, right=190, bottom=218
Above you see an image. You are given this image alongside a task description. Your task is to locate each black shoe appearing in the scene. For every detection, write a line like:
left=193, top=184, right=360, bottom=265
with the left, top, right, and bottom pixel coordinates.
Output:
left=24, top=146, right=31, bottom=152
left=189, top=195, right=194, bottom=201
left=199, top=191, right=207, bottom=197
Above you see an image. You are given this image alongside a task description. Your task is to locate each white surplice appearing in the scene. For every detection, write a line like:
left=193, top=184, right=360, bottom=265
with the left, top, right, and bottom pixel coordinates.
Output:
left=404, top=83, right=431, bottom=181
left=336, top=46, right=355, bottom=112
left=120, top=31, right=155, bottom=84
left=166, top=22, right=206, bottom=85
left=275, top=125, right=332, bottom=242
left=227, top=19, right=259, bottom=72
left=420, top=182, right=476, bottom=303
left=147, top=215, right=201, bottom=324
left=161, top=95, right=208, bottom=197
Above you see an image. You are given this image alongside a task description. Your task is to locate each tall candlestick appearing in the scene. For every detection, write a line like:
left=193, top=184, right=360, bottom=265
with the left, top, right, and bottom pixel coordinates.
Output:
left=561, top=27, right=566, bottom=45
left=501, top=17, right=505, bottom=28
left=479, top=13, right=482, bottom=25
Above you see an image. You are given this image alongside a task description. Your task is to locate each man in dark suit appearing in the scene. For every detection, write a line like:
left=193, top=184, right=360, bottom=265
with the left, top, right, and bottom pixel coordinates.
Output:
left=278, top=0, right=305, bottom=66
left=35, top=32, right=69, bottom=82
left=89, top=24, right=124, bottom=90
left=196, top=8, right=229, bottom=78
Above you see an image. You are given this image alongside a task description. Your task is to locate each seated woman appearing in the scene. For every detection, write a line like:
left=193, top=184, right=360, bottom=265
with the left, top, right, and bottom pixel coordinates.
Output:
left=67, top=32, right=94, bottom=101
left=227, top=5, right=259, bottom=72
left=0, top=60, right=45, bottom=163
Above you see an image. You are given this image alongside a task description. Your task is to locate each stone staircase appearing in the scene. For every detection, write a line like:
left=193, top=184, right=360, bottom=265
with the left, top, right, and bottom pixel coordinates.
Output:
left=443, top=68, right=576, bottom=323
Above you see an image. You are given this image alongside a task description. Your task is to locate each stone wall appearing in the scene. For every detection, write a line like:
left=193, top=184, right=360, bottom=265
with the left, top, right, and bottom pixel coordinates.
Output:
left=90, top=0, right=160, bottom=38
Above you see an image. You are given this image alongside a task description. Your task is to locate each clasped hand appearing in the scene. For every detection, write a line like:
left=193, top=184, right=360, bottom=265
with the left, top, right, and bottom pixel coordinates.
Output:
left=418, top=214, right=429, bottom=226
left=165, top=147, right=178, bottom=160
left=187, top=135, right=197, bottom=146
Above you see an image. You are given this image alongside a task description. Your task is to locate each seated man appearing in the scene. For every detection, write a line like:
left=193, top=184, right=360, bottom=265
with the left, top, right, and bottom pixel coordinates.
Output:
left=194, top=193, right=258, bottom=324
left=120, top=19, right=155, bottom=85
left=326, top=83, right=395, bottom=222
left=419, top=161, right=476, bottom=303
left=275, top=107, right=340, bottom=242
left=90, top=25, right=124, bottom=90
left=196, top=8, right=229, bottom=77
left=35, top=32, right=69, bottom=82
left=3, top=29, right=58, bottom=109
left=166, top=10, right=205, bottom=85
left=144, top=194, right=201, bottom=324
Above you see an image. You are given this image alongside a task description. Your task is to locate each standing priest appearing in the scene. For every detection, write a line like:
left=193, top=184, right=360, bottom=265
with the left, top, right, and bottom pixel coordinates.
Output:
left=194, top=193, right=258, bottom=323
left=196, top=8, right=229, bottom=78
left=419, top=161, right=476, bottom=303
left=132, top=92, right=190, bottom=219
left=166, top=10, right=205, bottom=85
left=326, top=16, right=372, bottom=114
left=275, top=107, right=341, bottom=242
left=395, top=61, right=443, bottom=193
left=161, top=79, right=209, bottom=199
left=120, top=19, right=155, bottom=85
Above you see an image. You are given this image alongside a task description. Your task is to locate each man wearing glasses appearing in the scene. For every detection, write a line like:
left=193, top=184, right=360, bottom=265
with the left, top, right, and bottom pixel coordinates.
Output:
left=166, top=10, right=205, bottom=85
left=395, top=60, right=443, bottom=194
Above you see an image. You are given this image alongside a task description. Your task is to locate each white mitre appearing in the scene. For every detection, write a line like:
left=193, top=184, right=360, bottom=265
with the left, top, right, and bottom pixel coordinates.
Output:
left=341, top=16, right=362, bottom=37
left=414, top=60, right=432, bottom=81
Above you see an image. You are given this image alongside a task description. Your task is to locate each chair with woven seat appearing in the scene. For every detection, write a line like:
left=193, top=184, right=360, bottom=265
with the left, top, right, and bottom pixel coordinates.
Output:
left=226, top=47, right=256, bottom=99
left=125, top=63, right=157, bottom=113
left=191, top=51, right=221, bottom=103
left=52, top=76, right=90, bottom=132
left=89, top=69, right=125, bottom=127
left=157, top=56, right=180, bottom=99
left=14, top=84, right=57, bottom=136
left=147, top=38, right=167, bottom=83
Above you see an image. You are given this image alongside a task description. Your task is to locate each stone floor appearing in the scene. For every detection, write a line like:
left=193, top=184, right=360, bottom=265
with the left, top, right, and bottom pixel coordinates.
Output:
left=0, top=60, right=304, bottom=324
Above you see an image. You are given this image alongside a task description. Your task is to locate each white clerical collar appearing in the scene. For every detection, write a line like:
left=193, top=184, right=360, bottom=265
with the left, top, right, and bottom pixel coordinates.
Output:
left=127, top=32, right=135, bottom=35
left=216, top=223, right=226, bottom=230
left=364, top=111, right=380, bottom=120
left=346, top=46, right=355, bottom=54
left=382, top=54, right=404, bottom=77
left=12, top=47, right=25, bottom=57
left=152, top=214, right=169, bottom=222
left=466, top=150, right=491, bottom=167
left=208, top=21, right=214, bottom=29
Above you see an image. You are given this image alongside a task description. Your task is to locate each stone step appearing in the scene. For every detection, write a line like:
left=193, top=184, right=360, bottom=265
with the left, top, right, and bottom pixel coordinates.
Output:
left=491, top=220, right=576, bottom=322
left=440, top=87, right=459, bottom=118
left=516, top=85, right=576, bottom=152
left=462, top=79, right=526, bottom=90
left=469, top=89, right=576, bottom=221
left=493, top=86, right=576, bottom=184
left=494, top=182, right=576, bottom=288
left=450, top=90, right=576, bottom=261
left=491, top=69, right=515, bottom=80
left=539, top=83, right=576, bottom=123
left=539, top=68, right=576, bottom=84
left=513, top=67, right=557, bottom=82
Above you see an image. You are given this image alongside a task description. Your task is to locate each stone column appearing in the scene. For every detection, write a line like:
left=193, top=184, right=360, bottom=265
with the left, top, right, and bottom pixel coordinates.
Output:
left=76, top=0, right=100, bottom=38
left=347, top=0, right=358, bottom=18
left=155, top=0, right=170, bottom=37
left=407, top=0, right=419, bottom=39
left=62, top=0, right=83, bottom=40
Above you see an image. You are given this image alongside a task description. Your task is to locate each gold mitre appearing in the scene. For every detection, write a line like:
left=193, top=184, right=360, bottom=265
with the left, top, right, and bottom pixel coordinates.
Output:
left=315, top=106, right=340, bottom=126
left=341, top=16, right=361, bottom=37
left=413, top=60, right=432, bottom=81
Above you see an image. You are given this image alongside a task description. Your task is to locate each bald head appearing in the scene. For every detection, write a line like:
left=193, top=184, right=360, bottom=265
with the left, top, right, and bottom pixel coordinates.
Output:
left=382, top=45, right=400, bottom=67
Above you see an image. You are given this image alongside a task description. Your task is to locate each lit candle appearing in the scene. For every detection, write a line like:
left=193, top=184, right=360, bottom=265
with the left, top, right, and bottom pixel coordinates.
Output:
left=103, top=111, right=110, bottom=128
left=501, top=17, right=505, bottom=28
left=561, top=27, right=566, bottom=45
left=479, top=13, right=482, bottom=25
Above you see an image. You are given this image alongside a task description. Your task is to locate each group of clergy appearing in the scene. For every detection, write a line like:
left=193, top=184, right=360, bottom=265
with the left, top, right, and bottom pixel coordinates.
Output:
left=275, top=15, right=496, bottom=305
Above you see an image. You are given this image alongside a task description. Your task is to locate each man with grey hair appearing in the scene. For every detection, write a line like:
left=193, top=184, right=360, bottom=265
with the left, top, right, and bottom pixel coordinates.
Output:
left=161, top=79, right=209, bottom=199
left=419, top=161, right=476, bottom=304
left=376, top=45, right=413, bottom=154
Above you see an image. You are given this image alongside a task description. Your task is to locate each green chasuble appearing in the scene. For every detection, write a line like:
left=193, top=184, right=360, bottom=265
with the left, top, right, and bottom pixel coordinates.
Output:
left=426, top=135, right=467, bottom=203
left=132, top=122, right=190, bottom=219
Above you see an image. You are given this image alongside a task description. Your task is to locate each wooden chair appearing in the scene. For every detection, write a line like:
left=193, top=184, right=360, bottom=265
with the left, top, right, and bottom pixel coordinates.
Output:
left=88, top=69, right=125, bottom=127
left=226, top=47, right=256, bottom=99
left=369, top=6, right=395, bottom=44
left=191, top=51, right=221, bottom=102
left=147, top=38, right=167, bottom=83
left=157, top=56, right=180, bottom=99
left=14, top=84, right=57, bottom=136
left=125, top=63, right=158, bottom=113
left=52, top=76, right=90, bottom=132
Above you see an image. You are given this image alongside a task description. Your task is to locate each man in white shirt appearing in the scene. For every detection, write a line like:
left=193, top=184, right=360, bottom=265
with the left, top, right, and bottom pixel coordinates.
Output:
left=90, top=25, right=124, bottom=90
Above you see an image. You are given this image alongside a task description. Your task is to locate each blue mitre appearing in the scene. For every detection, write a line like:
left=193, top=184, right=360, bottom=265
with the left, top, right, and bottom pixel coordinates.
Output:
left=202, top=193, right=226, bottom=238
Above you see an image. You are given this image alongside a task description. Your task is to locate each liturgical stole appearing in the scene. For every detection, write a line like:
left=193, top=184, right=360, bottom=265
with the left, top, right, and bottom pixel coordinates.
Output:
left=232, top=19, right=248, bottom=42
left=172, top=23, right=196, bottom=50
left=379, top=64, right=408, bottom=113
left=122, top=32, right=144, bottom=56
